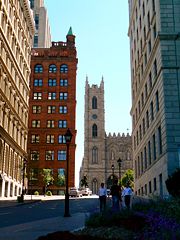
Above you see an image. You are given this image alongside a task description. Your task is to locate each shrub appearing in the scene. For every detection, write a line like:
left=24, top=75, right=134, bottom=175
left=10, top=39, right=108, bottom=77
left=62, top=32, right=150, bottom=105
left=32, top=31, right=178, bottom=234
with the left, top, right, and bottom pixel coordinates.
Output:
left=165, top=168, right=180, bottom=197
left=34, top=191, right=39, bottom=195
left=46, top=190, right=52, bottom=196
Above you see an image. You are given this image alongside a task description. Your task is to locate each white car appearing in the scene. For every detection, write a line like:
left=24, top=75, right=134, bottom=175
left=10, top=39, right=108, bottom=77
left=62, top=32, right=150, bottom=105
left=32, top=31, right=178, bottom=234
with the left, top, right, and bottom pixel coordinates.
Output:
left=81, top=188, right=92, bottom=196
left=69, top=187, right=82, bottom=197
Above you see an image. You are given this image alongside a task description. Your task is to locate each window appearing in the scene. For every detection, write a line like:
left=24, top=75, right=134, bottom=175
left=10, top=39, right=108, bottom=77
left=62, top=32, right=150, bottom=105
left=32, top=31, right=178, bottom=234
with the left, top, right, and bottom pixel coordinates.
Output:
left=32, top=106, right=41, bottom=113
left=153, top=134, right=156, bottom=160
left=144, top=146, right=147, bottom=169
left=31, top=135, right=40, bottom=143
left=48, top=106, right=56, bottom=114
left=48, top=92, right=56, bottom=100
left=158, top=126, right=162, bottom=154
left=34, top=79, right=43, bottom=86
left=153, top=23, right=157, bottom=39
left=147, top=12, right=150, bottom=29
left=149, top=181, right=152, bottom=194
left=58, top=135, right=66, bottom=144
left=145, top=83, right=148, bottom=99
left=34, top=64, right=43, bottom=73
left=57, top=169, right=65, bottom=186
left=33, top=92, right=42, bottom=100
left=30, top=168, right=38, bottom=180
left=141, top=151, right=143, bottom=173
left=60, top=79, right=68, bottom=86
left=156, top=91, right=159, bottom=112
left=49, top=64, right=57, bottom=73
left=60, top=64, right=68, bottom=73
left=46, top=135, right=54, bottom=143
left=146, top=110, right=149, bottom=128
left=30, top=0, right=34, bottom=9
left=142, top=118, right=145, bottom=135
left=58, top=120, right=67, bottom=128
left=152, top=0, right=155, bottom=12
left=45, top=151, right=54, bottom=160
left=92, top=96, right=97, bottom=109
left=148, top=39, right=151, bottom=54
left=153, top=59, right=157, bottom=78
left=32, top=120, right=40, bottom=128
left=30, top=151, right=39, bottom=161
left=59, top=106, right=67, bottom=114
left=148, top=140, right=151, bottom=165
left=35, top=14, right=39, bottom=30
left=59, top=92, right=68, bottom=100
left=47, top=120, right=55, bottom=128
left=48, top=79, right=56, bottom=86
left=92, top=147, right=98, bottom=164
left=150, top=101, right=154, bottom=121
left=92, top=124, right=97, bottom=138
left=34, top=35, right=38, bottom=48
left=149, top=72, right=152, bottom=89
left=58, top=150, right=66, bottom=160
left=154, top=177, right=157, bottom=191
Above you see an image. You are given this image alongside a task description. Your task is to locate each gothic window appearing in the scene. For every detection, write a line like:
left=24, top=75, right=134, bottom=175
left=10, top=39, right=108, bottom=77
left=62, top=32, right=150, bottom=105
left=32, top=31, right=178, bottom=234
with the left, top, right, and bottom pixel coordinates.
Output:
left=60, top=64, right=68, bottom=73
left=92, top=124, right=97, bottom=138
left=49, top=64, right=57, bottom=73
left=92, top=147, right=98, bottom=164
left=34, top=64, right=43, bottom=73
left=92, top=96, right=97, bottom=109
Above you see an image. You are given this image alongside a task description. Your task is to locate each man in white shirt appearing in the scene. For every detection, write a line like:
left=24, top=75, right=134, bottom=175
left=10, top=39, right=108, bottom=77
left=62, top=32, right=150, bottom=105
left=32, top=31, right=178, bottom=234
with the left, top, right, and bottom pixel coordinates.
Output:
left=122, top=184, right=133, bottom=209
left=98, top=182, right=107, bottom=212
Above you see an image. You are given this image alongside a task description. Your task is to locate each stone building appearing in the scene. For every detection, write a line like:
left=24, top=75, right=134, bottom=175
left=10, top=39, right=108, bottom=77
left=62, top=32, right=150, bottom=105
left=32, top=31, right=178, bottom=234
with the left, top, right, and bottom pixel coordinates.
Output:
left=80, top=79, right=132, bottom=194
left=30, top=0, right=51, bottom=48
left=28, top=27, right=78, bottom=194
left=128, top=0, right=180, bottom=197
left=0, top=0, right=35, bottom=197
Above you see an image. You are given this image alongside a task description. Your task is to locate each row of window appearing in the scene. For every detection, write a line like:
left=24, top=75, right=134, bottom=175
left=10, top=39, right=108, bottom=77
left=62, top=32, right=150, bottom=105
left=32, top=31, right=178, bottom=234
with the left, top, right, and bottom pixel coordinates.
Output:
left=31, top=134, right=69, bottom=144
left=30, top=168, right=65, bottom=181
left=135, top=125, right=162, bottom=179
left=133, top=89, right=159, bottom=149
left=33, top=92, right=68, bottom=100
left=34, top=79, right=68, bottom=87
left=32, top=105, right=68, bottom=114
left=34, top=64, right=68, bottom=73
left=31, top=120, right=67, bottom=128
left=31, top=150, right=67, bottom=161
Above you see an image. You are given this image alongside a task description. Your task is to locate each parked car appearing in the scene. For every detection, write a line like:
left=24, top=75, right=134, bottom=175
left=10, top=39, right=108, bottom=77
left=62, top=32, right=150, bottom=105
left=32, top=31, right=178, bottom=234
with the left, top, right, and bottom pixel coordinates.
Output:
left=69, top=187, right=82, bottom=197
left=81, top=187, right=92, bottom=196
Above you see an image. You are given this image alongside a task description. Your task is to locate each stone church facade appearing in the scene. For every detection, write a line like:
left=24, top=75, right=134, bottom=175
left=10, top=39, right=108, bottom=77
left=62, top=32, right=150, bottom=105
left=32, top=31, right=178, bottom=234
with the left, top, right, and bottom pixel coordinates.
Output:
left=79, top=78, right=132, bottom=194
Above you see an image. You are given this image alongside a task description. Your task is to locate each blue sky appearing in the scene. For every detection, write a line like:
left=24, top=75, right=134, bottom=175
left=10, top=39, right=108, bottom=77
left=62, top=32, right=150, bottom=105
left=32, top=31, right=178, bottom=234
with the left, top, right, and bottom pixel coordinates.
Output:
left=44, top=0, right=131, bottom=186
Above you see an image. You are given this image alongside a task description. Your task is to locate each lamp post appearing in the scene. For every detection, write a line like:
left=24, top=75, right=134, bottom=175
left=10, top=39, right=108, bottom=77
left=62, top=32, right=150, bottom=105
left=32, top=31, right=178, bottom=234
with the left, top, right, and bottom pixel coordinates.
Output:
left=111, top=164, right=115, bottom=184
left=21, top=158, right=27, bottom=202
left=64, top=128, right=73, bottom=217
left=117, top=158, right=122, bottom=180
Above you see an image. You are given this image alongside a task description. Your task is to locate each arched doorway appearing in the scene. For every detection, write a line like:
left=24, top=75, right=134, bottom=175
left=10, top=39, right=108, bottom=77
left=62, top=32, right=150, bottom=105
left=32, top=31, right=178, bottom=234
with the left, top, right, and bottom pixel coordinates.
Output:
left=106, top=175, right=118, bottom=189
left=92, top=178, right=98, bottom=194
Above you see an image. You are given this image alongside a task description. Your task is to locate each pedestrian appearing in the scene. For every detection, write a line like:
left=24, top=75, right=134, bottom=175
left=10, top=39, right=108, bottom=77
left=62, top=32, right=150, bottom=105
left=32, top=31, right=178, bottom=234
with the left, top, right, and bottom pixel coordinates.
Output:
left=122, top=184, right=133, bottom=209
left=98, top=182, right=107, bottom=212
left=110, top=179, right=121, bottom=211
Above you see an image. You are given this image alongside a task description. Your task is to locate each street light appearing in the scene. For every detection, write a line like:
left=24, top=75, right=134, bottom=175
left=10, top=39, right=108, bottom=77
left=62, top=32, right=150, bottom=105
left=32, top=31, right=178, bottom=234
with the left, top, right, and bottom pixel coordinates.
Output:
left=117, top=158, right=122, bottom=180
left=21, top=158, right=27, bottom=202
left=111, top=164, right=115, bottom=184
left=64, top=128, right=73, bottom=217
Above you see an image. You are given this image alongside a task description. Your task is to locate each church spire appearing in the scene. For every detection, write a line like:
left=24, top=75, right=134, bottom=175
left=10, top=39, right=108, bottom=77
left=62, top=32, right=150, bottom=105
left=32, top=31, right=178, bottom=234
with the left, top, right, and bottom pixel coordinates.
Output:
left=67, top=26, right=73, bottom=35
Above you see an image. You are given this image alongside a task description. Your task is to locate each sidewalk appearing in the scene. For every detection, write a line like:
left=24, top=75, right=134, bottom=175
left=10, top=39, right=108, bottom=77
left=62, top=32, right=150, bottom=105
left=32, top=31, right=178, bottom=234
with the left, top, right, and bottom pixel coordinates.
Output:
left=0, top=195, right=90, bottom=240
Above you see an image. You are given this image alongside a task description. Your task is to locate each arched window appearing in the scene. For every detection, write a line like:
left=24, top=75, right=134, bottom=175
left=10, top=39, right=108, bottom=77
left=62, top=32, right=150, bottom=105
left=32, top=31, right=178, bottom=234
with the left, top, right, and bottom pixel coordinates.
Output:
left=92, top=178, right=98, bottom=194
left=60, top=64, right=68, bottom=73
left=92, top=124, right=97, bottom=138
left=92, top=96, right=97, bottom=109
left=49, top=64, right=57, bottom=73
left=34, top=64, right=43, bottom=73
left=92, top=146, right=98, bottom=164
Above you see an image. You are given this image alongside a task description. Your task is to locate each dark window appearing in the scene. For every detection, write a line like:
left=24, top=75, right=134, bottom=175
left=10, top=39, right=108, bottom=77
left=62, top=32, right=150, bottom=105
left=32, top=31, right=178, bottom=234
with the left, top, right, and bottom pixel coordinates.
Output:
left=158, top=126, right=162, bottom=154
left=149, top=181, right=152, bottom=194
left=153, top=134, right=156, bottom=160
left=58, top=150, right=66, bottom=161
left=153, top=23, right=157, bottom=39
left=146, top=110, right=149, bottom=128
left=156, top=91, right=159, bottom=112
left=34, top=35, right=38, bottom=48
left=149, top=72, right=152, bottom=89
left=60, top=64, right=68, bottom=73
left=35, top=14, right=39, bottom=30
left=92, top=96, right=97, bottom=109
left=92, top=124, right=97, bottom=138
left=49, top=64, right=57, bottom=73
left=30, top=151, right=39, bottom=161
left=92, top=147, right=98, bottom=164
left=58, top=135, right=66, bottom=144
left=148, top=140, right=151, bottom=165
left=30, top=0, right=34, bottom=9
left=48, top=79, right=56, bottom=86
left=34, top=64, right=43, bottom=73
left=144, top=146, right=147, bottom=169
left=32, top=106, right=41, bottom=113
left=58, top=120, right=67, bottom=128
left=154, top=177, right=157, bottom=191
left=60, top=79, right=68, bottom=86
left=45, top=151, right=54, bottom=160
left=154, top=59, right=157, bottom=77
left=59, top=92, right=68, bottom=100
left=34, top=79, right=43, bottom=86
left=59, top=106, right=67, bottom=114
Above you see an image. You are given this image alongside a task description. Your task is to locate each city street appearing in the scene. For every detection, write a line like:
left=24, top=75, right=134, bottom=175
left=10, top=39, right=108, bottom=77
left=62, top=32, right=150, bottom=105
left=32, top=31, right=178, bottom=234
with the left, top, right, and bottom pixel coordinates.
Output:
left=0, top=195, right=100, bottom=240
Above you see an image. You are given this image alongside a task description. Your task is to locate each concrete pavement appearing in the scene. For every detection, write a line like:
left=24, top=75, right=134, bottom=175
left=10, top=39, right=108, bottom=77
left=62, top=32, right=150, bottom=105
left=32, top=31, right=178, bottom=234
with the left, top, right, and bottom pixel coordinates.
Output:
left=0, top=195, right=94, bottom=240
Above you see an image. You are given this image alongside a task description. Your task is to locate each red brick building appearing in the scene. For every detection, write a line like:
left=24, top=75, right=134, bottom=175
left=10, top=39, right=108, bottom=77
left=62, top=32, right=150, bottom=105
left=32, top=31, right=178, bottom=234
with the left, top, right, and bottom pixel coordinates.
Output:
left=27, top=28, right=78, bottom=195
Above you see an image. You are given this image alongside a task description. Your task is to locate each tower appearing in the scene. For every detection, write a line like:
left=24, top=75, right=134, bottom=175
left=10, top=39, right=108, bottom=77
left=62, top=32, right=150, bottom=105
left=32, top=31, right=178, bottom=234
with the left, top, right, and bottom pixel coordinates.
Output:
left=81, top=77, right=106, bottom=193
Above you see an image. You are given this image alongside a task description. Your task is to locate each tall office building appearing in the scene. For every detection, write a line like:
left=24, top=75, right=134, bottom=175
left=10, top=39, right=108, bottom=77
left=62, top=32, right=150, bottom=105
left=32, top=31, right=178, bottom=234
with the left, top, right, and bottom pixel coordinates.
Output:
left=128, top=0, right=180, bottom=197
left=28, top=28, right=78, bottom=194
left=30, top=0, right=51, bottom=48
left=0, top=0, right=35, bottom=197
left=80, top=79, right=132, bottom=194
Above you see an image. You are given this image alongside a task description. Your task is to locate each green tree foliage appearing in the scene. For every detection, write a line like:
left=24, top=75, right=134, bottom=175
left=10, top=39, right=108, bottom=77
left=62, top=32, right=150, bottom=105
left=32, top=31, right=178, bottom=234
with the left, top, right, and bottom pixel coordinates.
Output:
left=80, top=175, right=88, bottom=187
left=165, top=168, right=180, bottom=197
left=121, top=169, right=134, bottom=188
left=56, top=174, right=65, bottom=187
left=42, top=169, right=54, bottom=186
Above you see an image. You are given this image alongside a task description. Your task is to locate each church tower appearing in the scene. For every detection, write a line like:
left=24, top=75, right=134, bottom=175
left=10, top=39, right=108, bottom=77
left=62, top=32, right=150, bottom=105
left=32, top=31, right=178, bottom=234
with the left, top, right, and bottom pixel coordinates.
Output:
left=80, top=77, right=106, bottom=194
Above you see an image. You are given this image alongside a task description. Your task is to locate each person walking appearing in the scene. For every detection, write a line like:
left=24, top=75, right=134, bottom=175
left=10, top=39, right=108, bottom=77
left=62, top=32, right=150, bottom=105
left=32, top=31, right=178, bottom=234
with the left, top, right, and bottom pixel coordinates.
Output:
left=122, top=184, right=133, bottom=209
left=110, top=179, right=121, bottom=211
left=98, top=182, right=107, bottom=212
